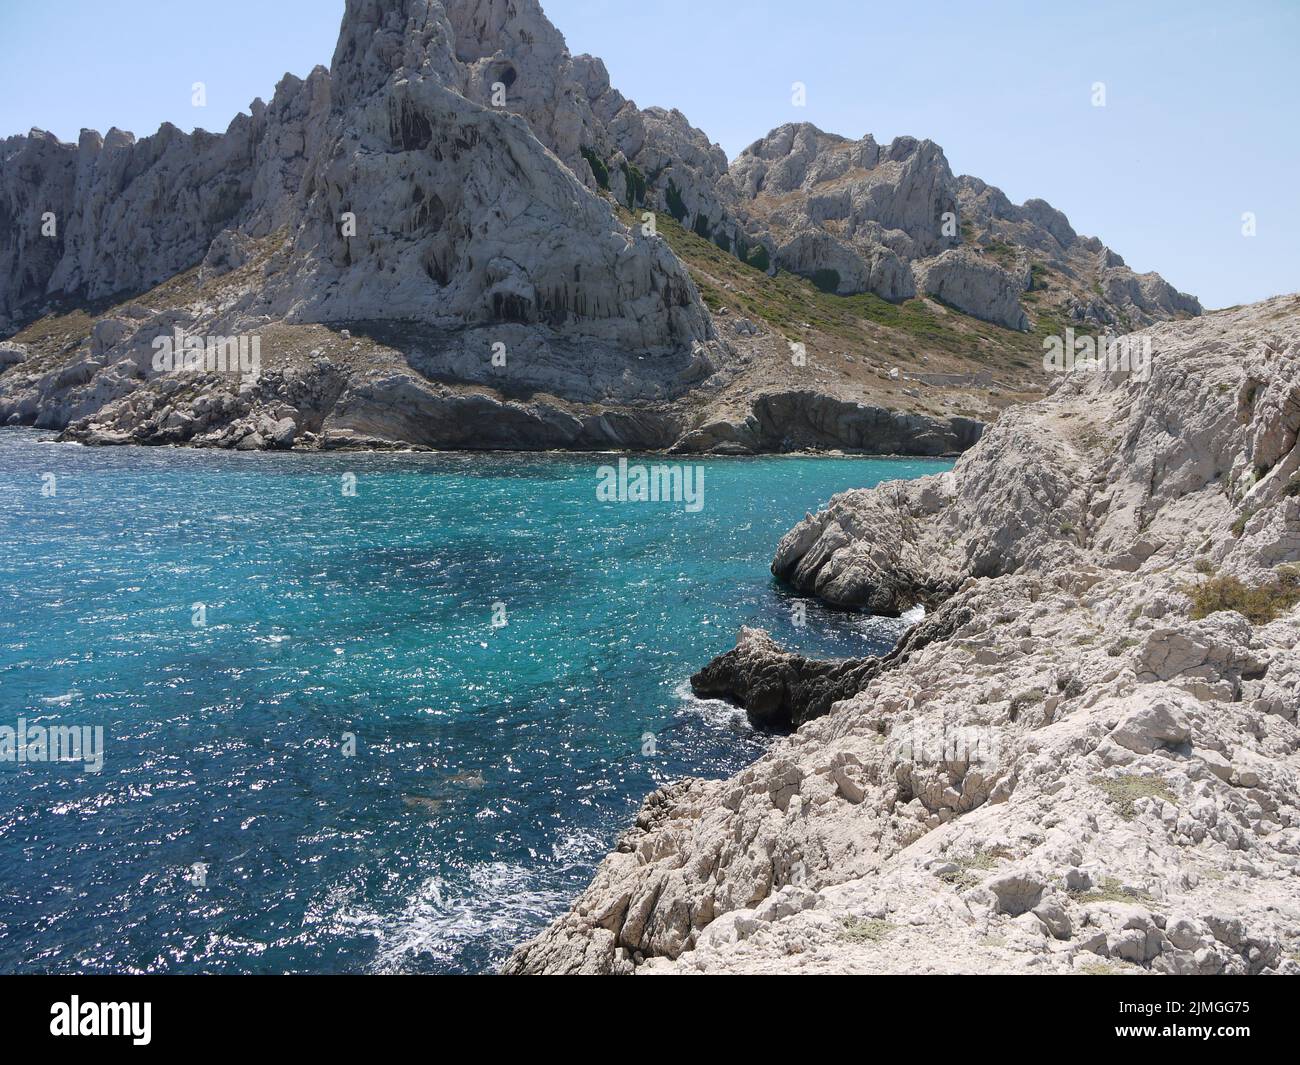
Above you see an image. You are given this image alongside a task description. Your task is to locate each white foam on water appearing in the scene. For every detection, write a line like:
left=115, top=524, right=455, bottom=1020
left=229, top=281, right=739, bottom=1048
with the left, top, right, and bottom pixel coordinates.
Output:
left=309, top=828, right=611, bottom=974
left=363, top=859, right=585, bottom=973
left=900, top=604, right=927, bottom=626
left=671, top=678, right=748, bottom=731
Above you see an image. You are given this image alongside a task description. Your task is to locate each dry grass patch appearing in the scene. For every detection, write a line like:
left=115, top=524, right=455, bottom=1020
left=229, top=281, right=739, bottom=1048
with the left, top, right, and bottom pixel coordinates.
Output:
left=1184, top=571, right=1300, bottom=624
left=840, top=917, right=897, bottom=944
left=1092, top=775, right=1176, bottom=820
left=1070, top=876, right=1155, bottom=905
left=938, top=848, right=1010, bottom=888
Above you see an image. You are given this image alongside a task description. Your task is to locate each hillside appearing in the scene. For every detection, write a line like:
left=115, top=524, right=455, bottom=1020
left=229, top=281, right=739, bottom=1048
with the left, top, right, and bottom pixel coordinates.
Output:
left=0, top=0, right=1197, bottom=454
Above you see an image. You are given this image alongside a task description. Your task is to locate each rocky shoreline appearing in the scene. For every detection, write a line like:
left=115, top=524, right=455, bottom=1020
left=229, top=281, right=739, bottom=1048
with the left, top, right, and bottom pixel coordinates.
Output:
left=1, top=352, right=983, bottom=458
left=0, top=0, right=1278, bottom=978
left=504, top=296, right=1300, bottom=975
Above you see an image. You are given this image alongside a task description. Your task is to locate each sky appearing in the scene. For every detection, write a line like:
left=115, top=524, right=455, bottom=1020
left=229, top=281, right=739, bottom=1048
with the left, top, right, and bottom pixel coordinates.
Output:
left=1, top=0, right=1295, bottom=309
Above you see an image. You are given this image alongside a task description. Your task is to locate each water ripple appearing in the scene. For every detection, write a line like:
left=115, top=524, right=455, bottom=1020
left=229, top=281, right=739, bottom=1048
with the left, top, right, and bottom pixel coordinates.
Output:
left=0, top=428, right=951, bottom=973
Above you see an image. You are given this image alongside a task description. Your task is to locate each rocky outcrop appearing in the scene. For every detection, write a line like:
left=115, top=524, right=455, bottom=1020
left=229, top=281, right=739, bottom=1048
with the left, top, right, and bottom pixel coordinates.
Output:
left=912, top=249, right=1029, bottom=331
left=771, top=469, right=967, bottom=614
left=0, top=0, right=712, bottom=370
left=672, top=392, right=983, bottom=457
left=690, top=600, right=978, bottom=731
left=692, top=124, right=1199, bottom=332
left=505, top=294, right=1300, bottom=975
left=956, top=175, right=1203, bottom=327
left=0, top=0, right=747, bottom=450
left=1, top=0, right=1197, bottom=450
left=690, top=627, right=887, bottom=732
left=0, top=341, right=26, bottom=369
left=722, top=126, right=947, bottom=302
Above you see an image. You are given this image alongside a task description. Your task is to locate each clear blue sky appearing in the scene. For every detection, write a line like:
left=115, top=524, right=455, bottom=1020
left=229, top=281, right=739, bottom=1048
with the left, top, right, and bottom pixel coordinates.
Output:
left=1, top=0, right=1295, bottom=309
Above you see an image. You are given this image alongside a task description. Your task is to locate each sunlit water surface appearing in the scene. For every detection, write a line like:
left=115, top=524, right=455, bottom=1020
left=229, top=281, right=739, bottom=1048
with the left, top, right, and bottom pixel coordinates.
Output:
left=0, top=429, right=950, bottom=973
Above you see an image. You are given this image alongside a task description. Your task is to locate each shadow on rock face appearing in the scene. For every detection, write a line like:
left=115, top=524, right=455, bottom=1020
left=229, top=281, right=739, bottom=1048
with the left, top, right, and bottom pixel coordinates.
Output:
left=690, top=600, right=977, bottom=732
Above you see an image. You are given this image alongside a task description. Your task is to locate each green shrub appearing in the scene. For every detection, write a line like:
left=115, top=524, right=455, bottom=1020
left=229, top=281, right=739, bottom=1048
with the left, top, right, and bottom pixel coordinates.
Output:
left=937, top=849, right=1006, bottom=888
left=1092, top=775, right=1176, bottom=820
left=840, top=917, right=896, bottom=944
left=665, top=179, right=688, bottom=223
left=1185, top=573, right=1300, bottom=624
left=745, top=244, right=770, bottom=272
left=620, top=161, right=646, bottom=208
left=1069, top=876, right=1155, bottom=904
left=580, top=146, right=609, bottom=190
left=811, top=268, right=841, bottom=294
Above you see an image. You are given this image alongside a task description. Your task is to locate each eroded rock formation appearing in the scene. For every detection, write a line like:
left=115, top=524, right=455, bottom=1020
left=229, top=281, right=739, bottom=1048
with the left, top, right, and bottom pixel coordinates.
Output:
left=506, top=294, right=1300, bottom=975
left=1, top=0, right=1197, bottom=453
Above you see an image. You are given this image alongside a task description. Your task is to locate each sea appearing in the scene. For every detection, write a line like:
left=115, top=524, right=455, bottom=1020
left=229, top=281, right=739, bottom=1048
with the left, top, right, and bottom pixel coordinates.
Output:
left=0, top=428, right=950, bottom=973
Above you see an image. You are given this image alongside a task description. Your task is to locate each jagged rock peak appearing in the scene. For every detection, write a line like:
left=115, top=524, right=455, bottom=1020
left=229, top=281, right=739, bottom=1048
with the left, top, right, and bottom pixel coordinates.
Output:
left=716, top=117, right=1200, bottom=329
left=331, top=0, right=459, bottom=106
left=1, top=0, right=1203, bottom=437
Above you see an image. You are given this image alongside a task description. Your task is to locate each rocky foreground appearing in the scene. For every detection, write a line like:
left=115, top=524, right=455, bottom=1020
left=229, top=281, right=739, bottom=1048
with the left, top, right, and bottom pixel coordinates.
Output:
left=505, top=295, right=1300, bottom=975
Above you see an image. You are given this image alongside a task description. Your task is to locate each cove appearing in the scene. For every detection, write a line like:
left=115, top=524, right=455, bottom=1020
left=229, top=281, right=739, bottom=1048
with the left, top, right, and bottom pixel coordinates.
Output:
left=0, top=429, right=951, bottom=974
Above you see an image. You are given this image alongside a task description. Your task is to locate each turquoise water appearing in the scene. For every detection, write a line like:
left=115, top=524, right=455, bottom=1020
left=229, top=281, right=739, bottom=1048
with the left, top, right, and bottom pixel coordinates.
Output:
left=0, top=429, right=950, bottom=974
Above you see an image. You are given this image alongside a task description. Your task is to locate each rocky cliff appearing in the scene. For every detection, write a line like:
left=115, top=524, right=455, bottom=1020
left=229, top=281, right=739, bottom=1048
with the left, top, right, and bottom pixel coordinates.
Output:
left=0, top=0, right=1196, bottom=454
left=505, top=294, right=1300, bottom=974
left=660, top=122, right=1200, bottom=332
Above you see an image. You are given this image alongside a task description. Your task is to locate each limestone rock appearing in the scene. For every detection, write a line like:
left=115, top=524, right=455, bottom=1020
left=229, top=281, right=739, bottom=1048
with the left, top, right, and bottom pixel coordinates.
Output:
left=0, top=0, right=1198, bottom=450
left=507, top=294, right=1300, bottom=976
left=912, top=249, right=1029, bottom=331
left=0, top=341, right=26, bottom=370
left=689, top=626, right=886, bottom=731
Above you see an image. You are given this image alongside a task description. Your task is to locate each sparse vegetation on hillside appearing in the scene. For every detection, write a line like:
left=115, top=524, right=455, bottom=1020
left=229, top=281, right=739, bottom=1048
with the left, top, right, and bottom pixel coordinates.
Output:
left=637, top=210, right=1051, bottom=381
left=1069, top=876, right=1156, bottom=904
left=664, top=179, right=688, bottom=224
left=840, top=917, right=897, bottom=944
left=619, top=160, right=646, bottom=209
left=579, top=146, right=609, bottom=190
left=1184, top=570, right=1300, bottom=624
left=1092, top=774, right=1177, bottom=820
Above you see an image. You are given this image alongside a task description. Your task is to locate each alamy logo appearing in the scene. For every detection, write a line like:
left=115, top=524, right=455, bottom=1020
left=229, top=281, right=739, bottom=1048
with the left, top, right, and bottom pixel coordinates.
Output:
left=887, top=724, right=999, bottom=767
left=596, top=458, right=705, bottom=513
left=50, top=997, right=151, bottom=1045
left=1043, top=328, right=1153, bottom=382
left=152, top=329, right=261, bottom=379
left=0, top=718, right=104, bottom=774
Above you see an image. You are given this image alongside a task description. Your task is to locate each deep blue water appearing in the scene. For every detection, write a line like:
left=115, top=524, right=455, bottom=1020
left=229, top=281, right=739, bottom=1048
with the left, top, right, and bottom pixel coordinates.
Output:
left=0, top=428, right=950, bottom=974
